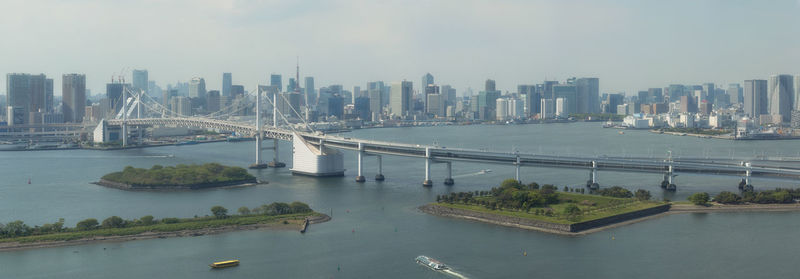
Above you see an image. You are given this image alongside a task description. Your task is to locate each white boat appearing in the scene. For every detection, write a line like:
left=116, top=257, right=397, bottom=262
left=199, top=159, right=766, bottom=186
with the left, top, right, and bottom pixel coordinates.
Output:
left=415, top=255, right=448, bottom=271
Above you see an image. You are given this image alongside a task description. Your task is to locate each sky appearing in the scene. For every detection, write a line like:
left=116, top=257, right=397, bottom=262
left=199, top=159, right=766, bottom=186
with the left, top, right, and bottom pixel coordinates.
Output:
left=1, top=0, right=799, bottom=97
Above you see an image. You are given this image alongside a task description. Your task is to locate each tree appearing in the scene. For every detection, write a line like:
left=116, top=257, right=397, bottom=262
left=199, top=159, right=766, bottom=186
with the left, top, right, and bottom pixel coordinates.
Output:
left=563, top=204, right=581, bottom=215
left=102, top=216, right=126, bottom=228
left=211, top=206, right=228, bottom=219
left=3, top=220, right=30, bottom=237
left=76, top=218, right=99, bottom=231
left=688, top=192, right=710, bottom=205
left=500, top=179, right=523, bottom=190
left=237, top=206, right=251, bottom=215
left=634, top=189, right=651, bottom=201
left=713, top=191, right=741, bottom=204
left=140, top=215, right=155, bottom=225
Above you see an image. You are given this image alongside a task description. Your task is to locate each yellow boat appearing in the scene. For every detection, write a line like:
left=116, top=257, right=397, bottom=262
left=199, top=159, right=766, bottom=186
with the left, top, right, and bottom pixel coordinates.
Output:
left=210, top=260, right=240, bottom=268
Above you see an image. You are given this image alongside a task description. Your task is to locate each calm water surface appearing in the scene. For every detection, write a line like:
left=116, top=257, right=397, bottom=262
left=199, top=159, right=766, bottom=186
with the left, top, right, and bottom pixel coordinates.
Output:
left=1, top=123, right=799, bottom=278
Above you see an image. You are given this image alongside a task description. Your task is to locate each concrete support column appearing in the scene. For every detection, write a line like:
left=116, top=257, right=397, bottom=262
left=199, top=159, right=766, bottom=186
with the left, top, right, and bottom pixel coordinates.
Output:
left=745, top=162, right=751, bottom=186
left=250, top=87, right=268, bottom=169
left=423, top=147, right=433, bottom=187
left=515, top=155, right=521, bottom=182
left=444, top=161, right=454, bottom=185
left=356, top=142, right=365, bottom=182
left=267, top=138, right=285, bottom=167
left=591, top=160, right=597, bottom=184
left=375, top=155, right=385, bottom=181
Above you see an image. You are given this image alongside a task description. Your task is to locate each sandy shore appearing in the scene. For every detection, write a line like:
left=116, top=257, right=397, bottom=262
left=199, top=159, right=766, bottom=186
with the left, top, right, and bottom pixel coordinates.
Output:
left=0, top=214, right=331, bottom=252
left=422, top=203, right=800, bottom=236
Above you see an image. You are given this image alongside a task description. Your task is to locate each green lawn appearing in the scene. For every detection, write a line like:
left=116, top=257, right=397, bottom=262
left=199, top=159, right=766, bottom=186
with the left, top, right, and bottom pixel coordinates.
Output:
left=438, top=192, right=665, bottom=224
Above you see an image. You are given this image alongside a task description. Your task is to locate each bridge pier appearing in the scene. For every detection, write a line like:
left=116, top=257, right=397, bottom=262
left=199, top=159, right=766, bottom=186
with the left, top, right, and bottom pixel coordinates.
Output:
left=375, top=155, right=385, bottom=181
left=268, top=138, right=286, bottom=168
left=423, top=147, right=433, bottom=187
left=514, top=154, right=521, bottom=183
left=443, top=162, right=454, bottom=185
left=661, top=165, right=676, bottom=191
left=356, top=142, right=366, bottom=182
left=739, top=162, right=753, bottom=191
left=586, top=160, right=599, bottom=190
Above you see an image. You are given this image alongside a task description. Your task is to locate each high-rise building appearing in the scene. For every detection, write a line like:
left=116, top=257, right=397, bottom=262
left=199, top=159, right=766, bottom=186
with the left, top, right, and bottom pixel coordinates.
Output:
left=518, top=85, right=539, bottom=117
left=768, top=75, right=793, bottom=122
left=304, top=77, right=315, bottom=106
left=62, top=74, right=86, bottom=123
left=230, top=85, right=244, bottom=100
left=170, top=96, right=192, bottom=116
left=795, top=75, right=800, bottom=111
left=555, top=97, right=568, bottom=117
left=426, top=93, right=444, bottom=117
left=576, top=78, right=600, bottom=113
left=744, top=79, right=768, bottom=119
left=390, top=81, right=413, bottom=117
left=477, top=90, right=501, bottom=120
left=485, top=79, right=496, bottom=92
left=424, top=84, right=439, bottom=114
left=132, top=69, right=148, bottom=94
left=495, top=98, right=508, bottom=120
left=353, top=86, right=361, bottom=103
left=222, top=73, right=232, bottom=97
left=106, top=82, right=130, bottom=114
left=7, top=73, right=47, bottom=124
left=368, top=89, right=382, bottom=120
left=607, top=93, right=624, bottom=114
left=288, top=78, right=297, bottom=92
left=702, top=83, right=715, bottom=104
left=680, top=95, right=698, bottom=113
left=421, top=73, right=434, bottom=89
left=162, top=89, right=177, bottom=107
left=270, top=74, right=282, bottom=92
left=540, top=99, right=554, bottom=119
left=553, top=84, right=577, bottom=115
left=206, top=90, right=221, bottom=113
left=668, top=84, right=686, bottom=101
left=728, top=84, right=743, bottom=105
left=189, top=77, right=206, bottom=99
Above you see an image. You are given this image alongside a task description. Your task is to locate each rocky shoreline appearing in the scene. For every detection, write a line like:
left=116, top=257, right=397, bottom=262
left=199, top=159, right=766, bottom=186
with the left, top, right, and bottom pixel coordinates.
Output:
left=420, top=202, right=800, bottom=236
left=94, top=178, right=261, bottom=191
left=0, top=214, right=331, bottom=252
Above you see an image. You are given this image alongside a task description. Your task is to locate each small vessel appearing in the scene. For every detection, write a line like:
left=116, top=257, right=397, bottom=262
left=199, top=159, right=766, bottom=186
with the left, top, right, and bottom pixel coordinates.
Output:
left=176, top=140, right=198, bottom=146
left=209, top=260, right=239, bottom=268
left=415, top=255, right=448, bottom=271
left=618, top=131, right=625, bottom=135
left=28, top=178, right=31, bottom=184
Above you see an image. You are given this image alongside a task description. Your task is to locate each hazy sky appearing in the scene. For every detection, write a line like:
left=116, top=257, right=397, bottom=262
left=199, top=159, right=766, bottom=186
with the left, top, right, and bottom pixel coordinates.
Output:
left=2, top=0, right=799, bottom=96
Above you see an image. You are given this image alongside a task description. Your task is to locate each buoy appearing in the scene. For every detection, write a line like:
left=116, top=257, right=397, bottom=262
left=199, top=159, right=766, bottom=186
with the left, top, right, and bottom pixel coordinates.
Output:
left=337, top=264, right=340, bottom=271
left=346, top=210, right=350, bottom=213
left=611, top=236, right=615, bottom=240
left=352, top=228, right=355, bottom=233
left=523, top=251, right=527, bottom=256
left=28, top=178, right=31, bottom=184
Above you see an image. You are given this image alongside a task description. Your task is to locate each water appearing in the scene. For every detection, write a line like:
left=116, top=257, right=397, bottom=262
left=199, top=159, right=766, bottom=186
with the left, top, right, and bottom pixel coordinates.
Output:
left=1, top=122, right=799, bottom=278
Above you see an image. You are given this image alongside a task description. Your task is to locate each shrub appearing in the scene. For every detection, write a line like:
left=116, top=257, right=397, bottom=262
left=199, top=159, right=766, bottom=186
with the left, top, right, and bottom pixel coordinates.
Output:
left=688, top=192, right=710, bottom=205
left=76, top=218, right=99, bottom=231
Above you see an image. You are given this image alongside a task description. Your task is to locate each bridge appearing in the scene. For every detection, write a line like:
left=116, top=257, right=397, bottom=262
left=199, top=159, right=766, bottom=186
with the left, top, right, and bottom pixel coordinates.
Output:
left=92, top=86, right=800, bottom=191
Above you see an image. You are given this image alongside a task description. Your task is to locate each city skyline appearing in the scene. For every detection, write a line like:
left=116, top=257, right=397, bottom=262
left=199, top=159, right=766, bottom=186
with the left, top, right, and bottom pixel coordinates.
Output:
left=2, top=0, right=800, bottom=96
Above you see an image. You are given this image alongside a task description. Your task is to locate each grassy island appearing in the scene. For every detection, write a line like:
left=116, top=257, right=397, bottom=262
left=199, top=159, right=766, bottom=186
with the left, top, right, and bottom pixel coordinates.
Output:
left=0, top=202, right=330, bottom=251
left=422, top=179, right=668, bottom=234
left=98, top=163, right=257, bottom=190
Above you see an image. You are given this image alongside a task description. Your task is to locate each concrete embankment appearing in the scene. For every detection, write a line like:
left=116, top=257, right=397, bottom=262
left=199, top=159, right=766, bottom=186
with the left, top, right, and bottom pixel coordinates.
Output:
left=420, top=204, right=671, bottom=235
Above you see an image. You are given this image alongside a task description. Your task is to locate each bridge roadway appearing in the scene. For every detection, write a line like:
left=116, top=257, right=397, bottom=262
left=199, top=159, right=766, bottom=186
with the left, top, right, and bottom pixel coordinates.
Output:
left=105, top=117, right=800, bottom=180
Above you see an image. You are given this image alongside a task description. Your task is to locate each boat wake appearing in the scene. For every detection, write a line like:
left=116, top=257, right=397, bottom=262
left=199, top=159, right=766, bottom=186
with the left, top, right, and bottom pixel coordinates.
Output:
left=452, top=170, right=491, bottom=178
left=442, top=269, right=469, bottom=279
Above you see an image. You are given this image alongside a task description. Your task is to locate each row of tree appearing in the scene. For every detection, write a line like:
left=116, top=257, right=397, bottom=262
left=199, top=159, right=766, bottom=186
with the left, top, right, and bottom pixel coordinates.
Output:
left=0, top=201, right=313, bottom=239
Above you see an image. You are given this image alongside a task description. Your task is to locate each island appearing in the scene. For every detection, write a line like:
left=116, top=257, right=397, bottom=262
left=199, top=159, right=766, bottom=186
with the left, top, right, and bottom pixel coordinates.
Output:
left=96, top=163, right=258, bottom=190
left=0, top=202, right=331, bottom=251
left=420, top=179, right=670, bottom=235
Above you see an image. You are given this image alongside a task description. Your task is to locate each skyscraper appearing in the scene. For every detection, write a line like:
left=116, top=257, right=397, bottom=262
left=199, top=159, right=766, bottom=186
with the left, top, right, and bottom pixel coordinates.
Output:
left=553, top=84, right=577, bottom=115
left=189, top=77, right=207, bottom=99
left=795, top=75, right=800, bottom=111
left=485, top=79, right=496, bottom=92
left=222, top=73, right=232, bottom=97
left=106, top=82, right=130, bottom=114
left=132, top=69, right=148, bottom=94
left=7, top=73, right=43, bottom=124
left=206, top=90, right=221, bottom=113
left=62, top=74, right=86, bottom=123
left=390, top=81, right=413, bottom=117
left=728, top=84, right=743, bottom=105
left=744, top=79, right=768, bottom=119
left=421, top=73, right=434, bottom=89
left=305, top=77, right=315, bottom=106
left=576, top=78, right=599, bottom=113
left=768, top=75, right=793, bottom=122
left=518, top=85, right=539, bottom=117
left=702, top=83, right=715, bottom=103
left=270, top=74, right=282, bottom=92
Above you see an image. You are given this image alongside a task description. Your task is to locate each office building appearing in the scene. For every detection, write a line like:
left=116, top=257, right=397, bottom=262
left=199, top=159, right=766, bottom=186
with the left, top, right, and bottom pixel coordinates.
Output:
left=702, top=83, right=715, bottom=103
left=426, top=93, right=444, bottom=117
left=171, top=96, right=192, bottom=116
left=222, top=73, right=232, bottom=97
left=518, top=85, right=540, bottom=117
left=106, top=82, right=130, bottom=114
left=575, top=78, right=599, bottom=113
left=496, top=98, right=508, bottom=120
left=553, top=84, right=577, bottom=114
left=305, top=77, right=315, bottom=106
left=62, top=74, right=86, bottom=123
left=744, top=79, right=768, bottom=119
left=189, top=77, right=206, bottom=99
left=207, top=90, right=220, bottom=113
left=555, top=97, right=568, bottom=117
left=477, top=90, right=501, bottom=120
left=540, top=99, right=554, bottom=119
left=132, top=69, right=148, bottom=93
left=270, top=74, right=282, bottom=92
left=390, top=81, right=413, bottom=117
left=680, top=95, right=697, bottom=113
left=368, top=89, right=382, bottom=120
left=485, top=79, right=496, bottom=92
left=768, top=75, right=793, bottom=122
left=728, top=84, right=743, bottom=105
left=421, top=73, right=434, bottom=89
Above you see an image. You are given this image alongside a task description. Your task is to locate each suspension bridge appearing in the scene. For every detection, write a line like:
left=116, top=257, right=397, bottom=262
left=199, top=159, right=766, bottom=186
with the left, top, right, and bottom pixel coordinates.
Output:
left=86, top=85, right=800, bottom=191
